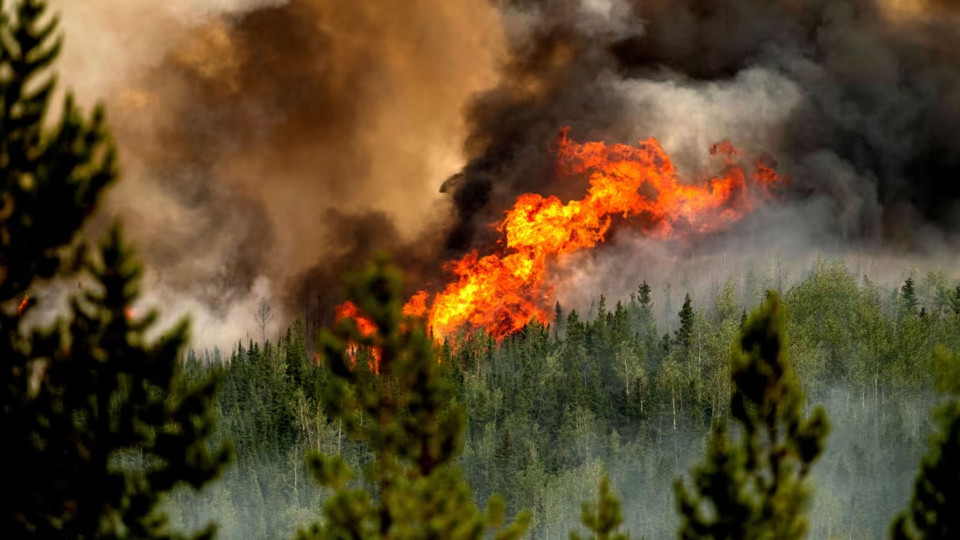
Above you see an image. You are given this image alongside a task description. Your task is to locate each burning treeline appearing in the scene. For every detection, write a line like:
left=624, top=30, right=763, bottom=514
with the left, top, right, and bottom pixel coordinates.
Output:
left=328, top=0, right=960, bottom=345
left=336, top=129, right=785, bottom=343
left=54, top=0, right=960, bottom=346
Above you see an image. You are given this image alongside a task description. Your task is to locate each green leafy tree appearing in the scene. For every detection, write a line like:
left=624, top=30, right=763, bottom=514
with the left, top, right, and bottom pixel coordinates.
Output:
left=674, top=291, right=829, bottom=540
left=614, top=341, right=644, bottom=404
left=570, top=475, right=629, bottom=540
left=891, top=345, right=960, bottom=539
left=2, top=2, right=230, bottom=537
left=950, top=285, right=960, bottom=316
left=555, top=301, right=565, bottom=339
left=298, top=256, right=530, bottom=540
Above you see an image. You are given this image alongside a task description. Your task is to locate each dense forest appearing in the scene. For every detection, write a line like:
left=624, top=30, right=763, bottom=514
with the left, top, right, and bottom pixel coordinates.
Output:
left=4, top=1, right=960, bottom=539
left=168, top=260, right=960, bottom=539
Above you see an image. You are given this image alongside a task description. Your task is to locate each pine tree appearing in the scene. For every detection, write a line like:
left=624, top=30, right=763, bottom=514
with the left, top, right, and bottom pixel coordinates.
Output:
left=891, top=345, right=960, bottom=539
left=298, top=256, right=530, bottom=540
left=674, top=291, right=829, bottom=540
left=902, top=277, right=919, bottom=316
left=570, top=475, right=629, bottom=540
left=2, top=2, right=230, bottom=536
left=637, top=281, right=652, bottom=308
left=633, top=280, right=657, bottom=353
left=0, top=0, right=113, bottom=303
left=674, top=293, right=694, bottom=354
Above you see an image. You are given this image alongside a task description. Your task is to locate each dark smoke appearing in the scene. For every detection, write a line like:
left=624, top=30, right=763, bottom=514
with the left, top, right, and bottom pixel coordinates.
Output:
left=51, top=0, right=960, bottom=342
left=53, top=0, right=504, bottom=342
left=124, top=0, right=369, bottom=309
left=448, top=0, right=960, bottom=252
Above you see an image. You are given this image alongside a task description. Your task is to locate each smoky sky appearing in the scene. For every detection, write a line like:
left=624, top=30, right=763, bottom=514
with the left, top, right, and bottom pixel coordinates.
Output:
left=448, top=0, right=960, bottom=252
left=51, top=0, right=503, bottom=340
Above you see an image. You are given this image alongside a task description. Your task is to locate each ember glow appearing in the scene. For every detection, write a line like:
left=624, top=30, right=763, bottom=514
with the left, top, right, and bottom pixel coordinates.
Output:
left=405, top=129, right=785, bottom=340
left=18, top=294, right=28, bottom=316
left=334, top=300, right=381, bottom=373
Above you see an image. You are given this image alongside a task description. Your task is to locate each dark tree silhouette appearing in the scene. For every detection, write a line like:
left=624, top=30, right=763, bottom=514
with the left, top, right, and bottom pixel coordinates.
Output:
left=1, top=2, right=230, bottom=537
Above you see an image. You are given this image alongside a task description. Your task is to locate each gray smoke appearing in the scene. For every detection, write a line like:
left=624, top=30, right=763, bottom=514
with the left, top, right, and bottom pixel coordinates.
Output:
left=448, top=0, right=960, bottom=252
left=47, top=0, right=960, bottom=343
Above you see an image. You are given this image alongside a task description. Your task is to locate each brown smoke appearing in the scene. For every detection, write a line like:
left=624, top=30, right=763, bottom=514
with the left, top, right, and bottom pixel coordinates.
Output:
left=47, top=0, right=960, bottom=344
left=49, top=0, right=505, bottom=343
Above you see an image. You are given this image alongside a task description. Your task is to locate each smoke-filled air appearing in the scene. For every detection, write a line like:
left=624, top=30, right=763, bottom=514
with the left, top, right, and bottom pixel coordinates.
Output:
left=4, top=0, right=960, bottom=539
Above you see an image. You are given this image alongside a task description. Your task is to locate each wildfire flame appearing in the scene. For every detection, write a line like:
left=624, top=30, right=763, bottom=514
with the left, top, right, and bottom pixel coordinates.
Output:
left=334, top=300, right=381, bottom=373
left=404, top=128, right=786, bottom=340
left=18, top=294, right=28, bottom=316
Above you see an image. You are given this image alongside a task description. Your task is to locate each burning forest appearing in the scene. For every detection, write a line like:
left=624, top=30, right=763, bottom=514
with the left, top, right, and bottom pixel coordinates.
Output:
left=401, top=130, right=785, bottom=340
left=5, top=0, right=960, bottom=539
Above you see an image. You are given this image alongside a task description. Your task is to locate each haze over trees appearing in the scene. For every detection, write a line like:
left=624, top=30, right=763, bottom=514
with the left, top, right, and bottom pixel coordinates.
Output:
left=3, top=1, right=960, bottom=540
left=167, top=258, right=960, bottom=539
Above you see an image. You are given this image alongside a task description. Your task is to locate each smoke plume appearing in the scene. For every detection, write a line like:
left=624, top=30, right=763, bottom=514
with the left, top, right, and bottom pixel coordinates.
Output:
left=449, top=0, right=960, bottom=251
left=48, top=0, right=960, bottom=342
left=50, top=0, right=505, bottom=343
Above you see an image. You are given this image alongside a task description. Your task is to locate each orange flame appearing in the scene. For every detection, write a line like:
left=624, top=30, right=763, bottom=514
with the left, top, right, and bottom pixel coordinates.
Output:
left=334, top=301, right=381, bottom=373
left=404, top=129, right=785, bottom=340
left=401, top=290, right=429, bottom=317
left=18, top=294, right=28, bottom=316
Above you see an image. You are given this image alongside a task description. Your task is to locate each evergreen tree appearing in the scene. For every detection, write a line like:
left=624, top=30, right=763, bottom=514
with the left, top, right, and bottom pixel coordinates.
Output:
left=902, top=277, right=919, bottom=316
left=891, top=345, right=960, bottom=539
left=659, top=333, right=671, bottom=358
left=2, top=2, right=230, bottom=537
left=674, top=291, right=829, bottom=540
left=298, top=256, right=530, bottom=540
left=570, top=475, right=629, bottom=540
left=633, top=281, right=657, bottom=357
left=637, top=281, right=652, bottom=308
left=674, top=293, right=694, bottom=354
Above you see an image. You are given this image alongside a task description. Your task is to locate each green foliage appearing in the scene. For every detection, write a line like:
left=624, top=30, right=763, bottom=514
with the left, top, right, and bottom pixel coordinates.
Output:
left=891, top=346, right=960, bottom=539
left=171, top=258, right=959, bottom=538
left=675, top=293, right=694, bottom=354
left=674, top=292, right=830, bottom=540
left=1, top=2, right=230, bottom=536
left=297, top=256, right=530, bottom=540
left=902, top=277, right=919, bottom=316
left=570, top=475, right=629, bottom=540
left=0, top=0, right=114, bottom=301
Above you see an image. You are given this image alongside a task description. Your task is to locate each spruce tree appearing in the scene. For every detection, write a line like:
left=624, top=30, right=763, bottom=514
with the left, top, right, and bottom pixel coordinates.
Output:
left=902, top=277, right=918, bottom=316
left=637, top=281, right=652, bottom=308
left=674, top=291, right=829, bottom=540
left=298, top=256, right=530, bottom=540
left=674, top=293, right=694, bottom=354
left=2, top=2, right=230, bottom=536
left=891, top=345, right=960, bottom=539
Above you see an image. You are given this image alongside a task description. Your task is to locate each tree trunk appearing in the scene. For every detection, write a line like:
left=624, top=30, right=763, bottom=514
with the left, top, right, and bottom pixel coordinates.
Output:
left=672, top=391, right=677, bottom=431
